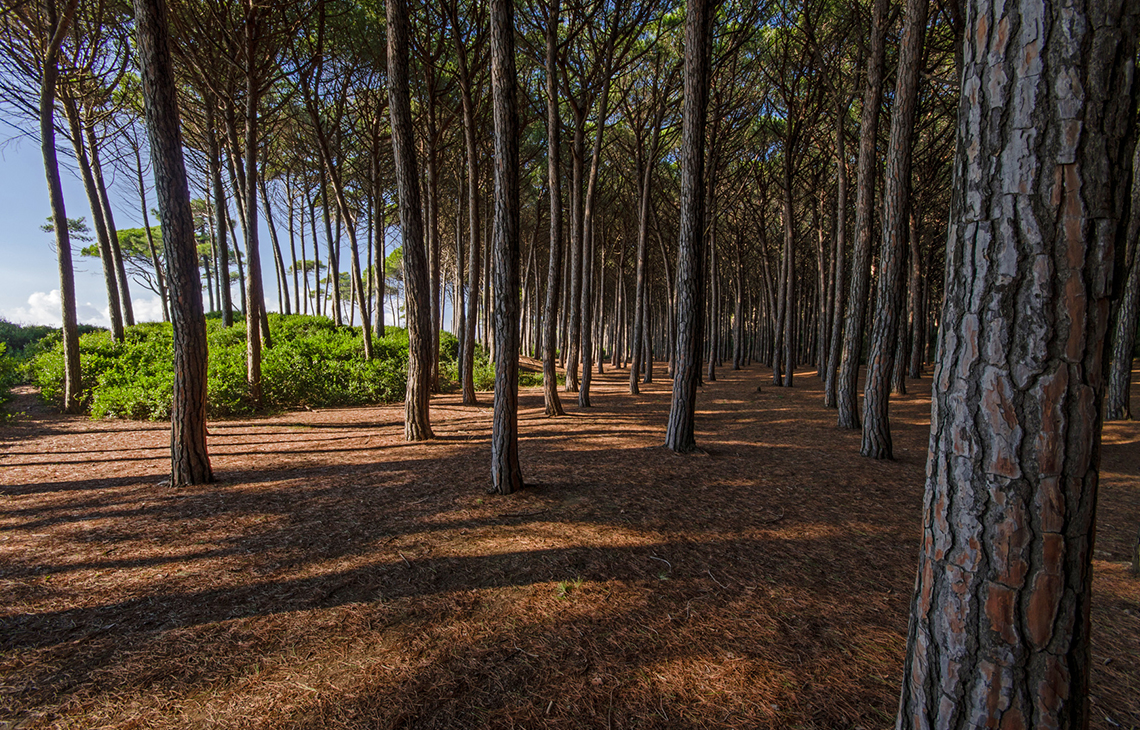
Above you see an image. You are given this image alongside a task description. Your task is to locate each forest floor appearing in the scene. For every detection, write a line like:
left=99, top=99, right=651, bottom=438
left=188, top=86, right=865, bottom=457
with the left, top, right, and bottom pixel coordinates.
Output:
left=1, top=363, right=1138, bottom=730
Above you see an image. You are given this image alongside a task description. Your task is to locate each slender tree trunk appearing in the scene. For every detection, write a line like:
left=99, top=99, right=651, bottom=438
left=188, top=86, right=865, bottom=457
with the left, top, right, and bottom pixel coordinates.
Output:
left=86, top=121, right=133, bottom=326
left=836, top=0, right=888, bottom=428
left=132, top=139, right=169, bottom=322
left=40, top=0, right=81, bottom=413
left=259, top=176, right=292, bottom=316
left=542, top=0, right=565, bottom=414
left=707, top=220, right=719, bottom=382
left=896, top=2, right=1138, bottom=726
left=825, top=100, right=850, bottom=406
left=63, top=96, right=124, bottom=341
left=664, top=0, right=714, bottom=454
left=133, top=0, right=213, bottom=485
left=565, top=103, right=586, bottom=393
left=205, top=104, right=233, bottom=325
left=861, top=0, right=928, bottom=459
left=387, top=0, right=433, bottom=440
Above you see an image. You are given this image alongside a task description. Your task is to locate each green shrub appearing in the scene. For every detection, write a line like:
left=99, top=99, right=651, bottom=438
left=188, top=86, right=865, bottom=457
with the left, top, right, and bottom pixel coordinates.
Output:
left=29, top=314, right=415, bottom=420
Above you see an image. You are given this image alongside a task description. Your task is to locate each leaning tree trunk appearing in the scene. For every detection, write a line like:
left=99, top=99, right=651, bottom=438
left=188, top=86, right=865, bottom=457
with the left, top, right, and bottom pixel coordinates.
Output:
left=836, top=0, right=888, bottom=429
left=40, top=0, right=81, bottom=413
left=489, top=0, right=523, bottom=493
left=861, top=0, right=928, bottom=459
left=895, top=1, right=1138, bottom=727
left=664, top=0, right=714, bottom=454
left=1104, top=142, right=1140, bottom=421
left=133, top=0, right=214, bottom=486
left=541, top=0, right=565, bottom=416
left=63, top=96, right=124, bottom=342
left=87, top=121, right=133, bottom=326
left=387, top=0, right=433, bottom=441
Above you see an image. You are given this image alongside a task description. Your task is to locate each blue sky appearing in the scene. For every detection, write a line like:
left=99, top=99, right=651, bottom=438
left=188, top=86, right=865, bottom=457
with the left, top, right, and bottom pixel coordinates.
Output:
left=2, top=128, right=285, bottom=329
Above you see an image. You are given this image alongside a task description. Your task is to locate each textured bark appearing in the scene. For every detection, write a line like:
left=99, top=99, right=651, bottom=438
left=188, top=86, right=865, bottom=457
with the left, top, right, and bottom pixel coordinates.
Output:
left=1104, top=142, right=1140, bottom=421
left=387, top=0, right=433, bottom=441
left=896, top=1, right=1138, bottom=727
left=664, top=0, right=713, bottom=454
left=134, top=0, right=214, bottom=486
left=40, top=0, right=81, bottom=413
left=489, top=0, right=522, bottom=493
left=542, top=0, right=565, bottom=416
left=861, top=0, right=928, bottom=459
left=824, top=101, right=849, bottom=407
left=836, top=0, right=888, bottom=428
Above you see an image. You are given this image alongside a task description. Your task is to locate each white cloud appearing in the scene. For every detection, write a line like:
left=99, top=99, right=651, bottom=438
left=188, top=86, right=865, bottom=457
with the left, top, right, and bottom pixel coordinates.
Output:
left=1, top=290, right=112, bottom=329
left=131, top=296, right=166, bottom=323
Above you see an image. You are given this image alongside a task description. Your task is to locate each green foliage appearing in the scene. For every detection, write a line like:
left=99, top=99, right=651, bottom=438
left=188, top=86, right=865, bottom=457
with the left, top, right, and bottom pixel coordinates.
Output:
left=26, top=314, right=562, bottom=420
left=0, top=343, right=20, bottom=412
left=28, top=314, right=413, bottom=420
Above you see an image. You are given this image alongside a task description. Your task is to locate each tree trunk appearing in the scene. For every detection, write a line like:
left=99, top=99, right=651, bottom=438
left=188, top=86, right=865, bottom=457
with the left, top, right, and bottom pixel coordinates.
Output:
left=541, top=0, right=564, bottom=415
left=40, top=0, right=81, bottom=413
left=664, top=0, right=713, bottom=454
left=86, top=120, right=134, bottom=326
left=824, top=98, right=850, bottom=407
left=242, top=20, right=265, bottom=409
left=565, top=102, right=585, bottom=393
left=1105, top=141, right=1140, bottom=421
left=836, top=0, right=888, bottom=428
left=132, top=138, right=170, bottom=322
left=861, top=0, right=928, bottom=459
left=133, top=0, right=214, bottom=486
left=578, top=42, right=616, bottom=408
left=63, top=96, right=124, bottom=342
left=896, top=1, right=1138, bottom=726
left=387, top=0, right=434, bottom=441
left=205, top=103, right=233, bottom=325
left=489, top=0, right=522, bottom=493
left=259, top=176, right=292, bottom=317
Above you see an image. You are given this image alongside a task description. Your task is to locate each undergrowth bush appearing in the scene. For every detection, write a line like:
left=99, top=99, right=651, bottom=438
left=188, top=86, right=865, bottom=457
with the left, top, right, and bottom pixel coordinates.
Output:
left=28, top=314, right=561, bottom=420
left=29, top=315, right=423, bottom=420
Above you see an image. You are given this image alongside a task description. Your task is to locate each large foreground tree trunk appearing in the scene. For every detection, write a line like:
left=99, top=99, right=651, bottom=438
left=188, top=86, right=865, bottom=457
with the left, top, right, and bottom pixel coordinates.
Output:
left=895, top=2, right=1137, bottom=727
left=664, top=0, right=714, bottom=454
left=489, top=0, right=523, bottom=494
left=134, top=0, right=214, bottom=486
left=387, top=0, right=433, bottom=441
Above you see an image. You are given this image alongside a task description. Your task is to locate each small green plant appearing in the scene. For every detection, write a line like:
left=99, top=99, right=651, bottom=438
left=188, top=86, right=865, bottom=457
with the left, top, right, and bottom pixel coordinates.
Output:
left=555, top=577, right=583, bottom=600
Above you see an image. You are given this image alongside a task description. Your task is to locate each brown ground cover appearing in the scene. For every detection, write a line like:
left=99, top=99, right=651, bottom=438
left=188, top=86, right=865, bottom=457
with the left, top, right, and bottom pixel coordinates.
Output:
left=1, top=363, right=1137, bottom=729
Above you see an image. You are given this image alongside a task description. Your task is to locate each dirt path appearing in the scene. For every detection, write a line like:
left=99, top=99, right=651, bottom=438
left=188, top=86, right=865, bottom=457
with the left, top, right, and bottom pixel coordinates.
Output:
left=1, top=364, right=1137, bottom=729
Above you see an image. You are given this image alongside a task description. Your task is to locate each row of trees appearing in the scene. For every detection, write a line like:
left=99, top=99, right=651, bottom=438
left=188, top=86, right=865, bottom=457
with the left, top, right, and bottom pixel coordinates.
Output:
left=6, top=0, right=1140, bottom=723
